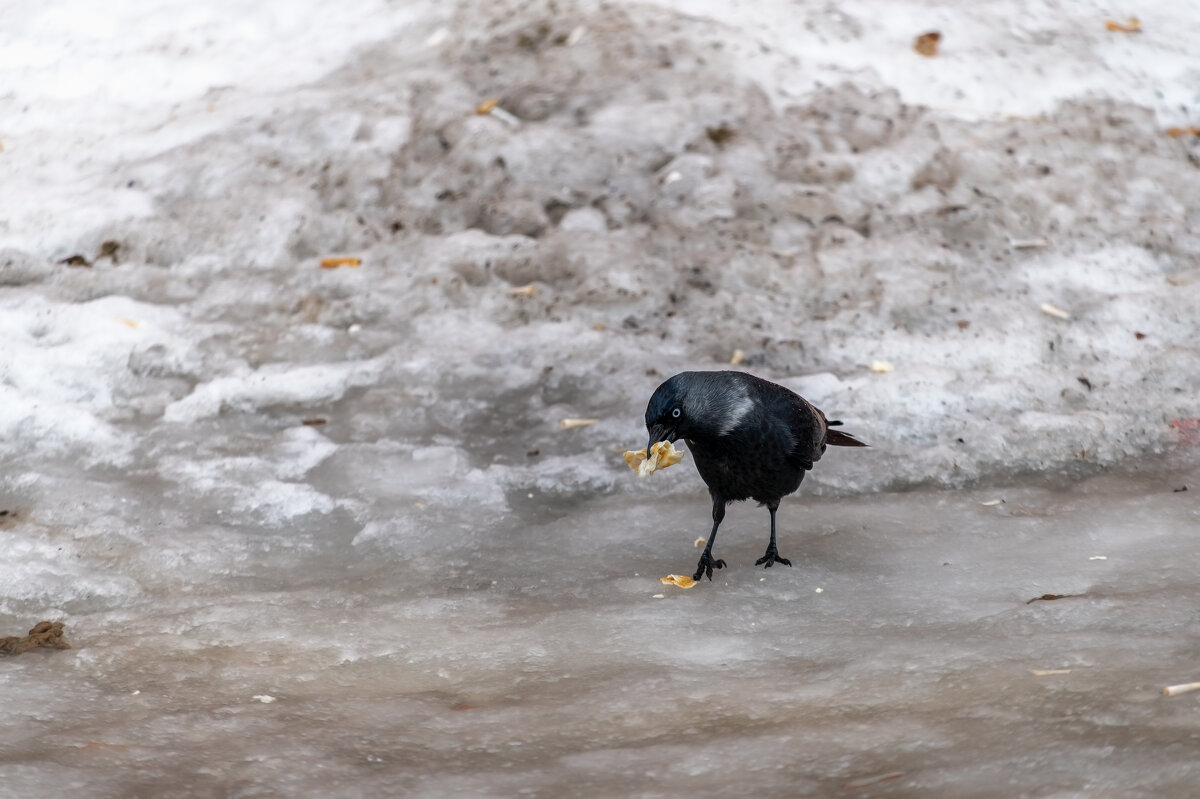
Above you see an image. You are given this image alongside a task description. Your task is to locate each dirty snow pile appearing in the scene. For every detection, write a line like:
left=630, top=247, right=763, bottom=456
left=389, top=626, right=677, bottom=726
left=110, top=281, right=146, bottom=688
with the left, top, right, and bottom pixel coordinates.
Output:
left=1, top=0, right=1199, bottom=527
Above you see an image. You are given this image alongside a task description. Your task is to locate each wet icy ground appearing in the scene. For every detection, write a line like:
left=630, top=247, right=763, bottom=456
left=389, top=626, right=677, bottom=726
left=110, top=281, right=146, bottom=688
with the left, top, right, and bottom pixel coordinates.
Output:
left=3, top=0, right=1200, bottom=796
left=2, top=451, right=1200, bottom=791
left=3, top=456, right=1200, bottom=798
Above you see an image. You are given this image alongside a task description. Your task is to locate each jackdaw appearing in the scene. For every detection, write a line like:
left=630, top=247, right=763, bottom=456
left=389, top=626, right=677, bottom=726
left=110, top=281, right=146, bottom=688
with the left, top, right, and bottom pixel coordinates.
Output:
left=644, top=370, right=867, bottom=581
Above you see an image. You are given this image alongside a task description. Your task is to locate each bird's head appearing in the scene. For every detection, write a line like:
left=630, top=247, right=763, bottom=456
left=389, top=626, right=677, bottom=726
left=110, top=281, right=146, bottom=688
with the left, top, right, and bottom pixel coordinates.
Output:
left=644, top=371, right=751, bottom=455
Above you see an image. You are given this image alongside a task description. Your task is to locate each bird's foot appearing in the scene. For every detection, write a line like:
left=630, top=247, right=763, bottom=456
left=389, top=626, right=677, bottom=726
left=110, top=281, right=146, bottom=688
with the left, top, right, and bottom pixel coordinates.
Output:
left=755, top=548, right=792, bottom=569
left=693, top=552, right=727, bottom=581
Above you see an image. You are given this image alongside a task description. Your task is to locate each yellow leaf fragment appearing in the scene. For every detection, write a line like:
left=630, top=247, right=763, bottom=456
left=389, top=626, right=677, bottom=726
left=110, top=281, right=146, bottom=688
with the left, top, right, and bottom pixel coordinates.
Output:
left=660, top=574, right=696, bottom=589
left=509, top=284, right=537, bottom=297
left=730, top=348, right=746, bottom=365
left=694, top=537, right=707, bottom=548
left=1105, top=18, right=1141, bottom=33
left=623, top=440, right=685, bottom=477
left=475, top=98, right=499, bottom=115
left=869, top=360, right=894, bottom=373
left=1030, top=668, right=1072, bottom=676
left=320, top=257, right=361, bottom=269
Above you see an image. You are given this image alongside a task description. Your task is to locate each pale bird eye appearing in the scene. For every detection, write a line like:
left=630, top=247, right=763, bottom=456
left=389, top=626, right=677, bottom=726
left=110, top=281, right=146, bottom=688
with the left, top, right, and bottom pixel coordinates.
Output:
left=672, top=408, right=681, bottom=418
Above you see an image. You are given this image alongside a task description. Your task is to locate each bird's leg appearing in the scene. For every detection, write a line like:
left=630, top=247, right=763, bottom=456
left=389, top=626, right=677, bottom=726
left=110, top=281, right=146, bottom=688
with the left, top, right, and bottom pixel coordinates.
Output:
left=755, top=502, right=792, bottom=569
left=694, top=496, right=728, bottom=581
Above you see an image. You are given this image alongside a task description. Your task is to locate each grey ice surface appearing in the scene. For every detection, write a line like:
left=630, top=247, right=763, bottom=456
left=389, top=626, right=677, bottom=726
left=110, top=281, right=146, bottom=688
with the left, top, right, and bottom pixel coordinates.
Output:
left=3, top=456, right=1200, bottom=798
left=3, top=0, right=1200, bottom=796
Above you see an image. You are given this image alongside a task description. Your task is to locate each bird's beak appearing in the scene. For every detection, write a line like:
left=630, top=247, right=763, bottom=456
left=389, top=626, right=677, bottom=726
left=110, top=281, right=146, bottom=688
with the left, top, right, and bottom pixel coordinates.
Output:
left=646, top=423, right=673, bottom=456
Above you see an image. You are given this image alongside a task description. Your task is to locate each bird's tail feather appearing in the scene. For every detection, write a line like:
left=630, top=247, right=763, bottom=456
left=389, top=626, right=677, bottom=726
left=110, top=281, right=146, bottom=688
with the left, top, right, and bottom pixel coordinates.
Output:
left=826, top=428, right=868, bottom=447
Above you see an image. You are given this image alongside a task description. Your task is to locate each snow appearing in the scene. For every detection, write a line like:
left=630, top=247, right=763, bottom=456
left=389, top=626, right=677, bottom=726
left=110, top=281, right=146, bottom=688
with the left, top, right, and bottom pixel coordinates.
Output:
left=2, top=0, right=1200, bottom=795
left=162, top=358, right=387, bottom=422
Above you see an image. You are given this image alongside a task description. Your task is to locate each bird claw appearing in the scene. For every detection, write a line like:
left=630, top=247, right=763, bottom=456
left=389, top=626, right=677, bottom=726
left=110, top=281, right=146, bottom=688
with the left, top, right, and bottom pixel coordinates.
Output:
left=693, top=553, right=726, bottom=581
left=755, top=549, right=792, bottom=569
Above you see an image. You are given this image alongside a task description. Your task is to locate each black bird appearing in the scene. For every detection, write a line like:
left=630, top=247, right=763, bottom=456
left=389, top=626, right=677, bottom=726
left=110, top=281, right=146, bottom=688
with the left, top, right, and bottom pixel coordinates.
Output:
left=644, top=371, right=867, bottom=581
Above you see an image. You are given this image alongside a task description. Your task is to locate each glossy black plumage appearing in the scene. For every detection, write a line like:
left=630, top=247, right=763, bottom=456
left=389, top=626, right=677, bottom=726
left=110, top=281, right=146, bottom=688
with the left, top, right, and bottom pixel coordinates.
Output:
left=644, top=371, right=866, bottom=581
